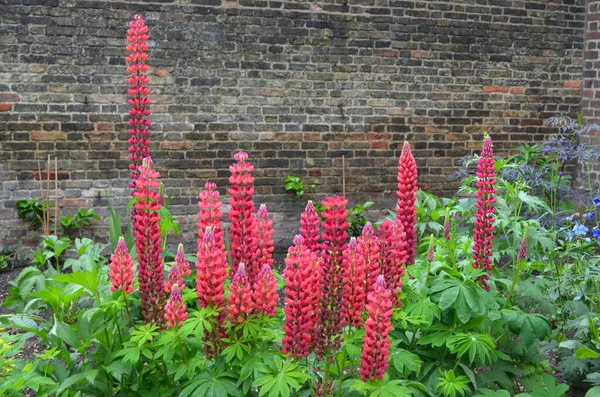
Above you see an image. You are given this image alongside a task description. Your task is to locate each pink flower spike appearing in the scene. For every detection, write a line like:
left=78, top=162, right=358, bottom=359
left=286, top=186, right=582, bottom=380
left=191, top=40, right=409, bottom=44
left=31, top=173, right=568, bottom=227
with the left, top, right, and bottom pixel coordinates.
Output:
left=164, top=285, right=188, bottom=329
left=248, top=204, right=275, bottom=283
left=108, top=236, right=135, bottom=294
left=164, top=261, right=185, bottom=293
left=252, top=264, right=278, bottom=317
left=343, top=238, right=367, bottom=327
left=227, top=263, right=254, bottom=324
left=396, top=141, right=418, bottom=266
left=300, top=201, right=320, bottom=253
left=175, top=243, right=192, bottom=277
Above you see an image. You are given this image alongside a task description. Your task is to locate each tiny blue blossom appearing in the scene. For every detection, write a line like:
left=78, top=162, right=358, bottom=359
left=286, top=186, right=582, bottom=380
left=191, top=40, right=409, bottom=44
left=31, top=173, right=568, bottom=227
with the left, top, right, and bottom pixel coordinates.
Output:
left=585, top=238, right=592, bottom=244
left=593, top=228, right=600, bottom=239
left=572, top=223, right=588, bottom=237
left=588, top=212, right=595, bottom=221
left=594, top=196, right=600, bottom=209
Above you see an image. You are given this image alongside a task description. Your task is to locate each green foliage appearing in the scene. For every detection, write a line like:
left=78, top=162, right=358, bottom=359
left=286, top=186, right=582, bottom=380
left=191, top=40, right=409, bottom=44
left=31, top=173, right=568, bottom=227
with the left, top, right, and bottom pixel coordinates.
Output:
left=16, top=199, right=47, bottom=228
left=59, top=208, right=100, bottom=233
left=285, top=175, right=314, bottom=198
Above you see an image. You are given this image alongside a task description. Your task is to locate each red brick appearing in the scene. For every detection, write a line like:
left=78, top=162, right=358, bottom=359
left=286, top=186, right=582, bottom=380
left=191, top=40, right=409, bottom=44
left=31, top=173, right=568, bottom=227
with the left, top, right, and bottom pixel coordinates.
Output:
left=483, top=85, right=508, bottom=93
left=509, top=87, right=523, bottom=94
left=0, top=103, right=12, bottom=112
left=371, top=141, right=388, bottom=149
left=427, top=93, right=452, bottom=101
left=30, top=131, right=66, bottom=141
left=97, top=122, right=114, bottom=131
left=307, top=168, right=322, bottom=177
left=154, top=68, right=169, bottom=77
left=520, top=118, right=543, bottom=126
left=0, top=93, right=20, bottom=102
left=34, top=170, right=70, bottom=181
left=258, top=88, right=284, bottom=97
left=564, top=80, right=581, bottom=88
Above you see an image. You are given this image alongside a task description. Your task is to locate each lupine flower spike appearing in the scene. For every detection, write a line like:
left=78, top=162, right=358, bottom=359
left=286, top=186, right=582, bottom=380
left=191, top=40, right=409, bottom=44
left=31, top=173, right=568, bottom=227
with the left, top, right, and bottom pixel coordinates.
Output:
left=357, top=222, right=380, bottom=303
left=360, top=275, right=393, bottom=381
left=396, top=141, right=418, bottom=265
left=164, top=285, right=188, bottom=329
left=252, top=264, right=278, bottom=317
left=175, top=243, right=192, bottom=277
left=316, top=196, right=349, bottom=357
left=126, top=14, right=151, bottom=191
left=517, top=224, right=528, bottom=263
left=427, top=237, right=435, bottom=262
left=109, top=236, right=135, bottom=294
left=443, top=208, right=451, bottom=241
left=197, top=182, right=225, bottom=244
left=282, top=235, right=321, bottom=358
left=376, top=219, right=406, bottom=308
left=164, top=261, right=184, bottom=293
left=248, top=204, right=275, bottom=283
left=343, top=238, right=367, bottom=327
left=133, top=157, right=165, bottom=326
left=472, top=135, right=497, bottom=291
left=300, top=201, right=320, bottom=253
left=227, top=263, right=254, bottom=324
left=228, top=152, right=256, bottom=274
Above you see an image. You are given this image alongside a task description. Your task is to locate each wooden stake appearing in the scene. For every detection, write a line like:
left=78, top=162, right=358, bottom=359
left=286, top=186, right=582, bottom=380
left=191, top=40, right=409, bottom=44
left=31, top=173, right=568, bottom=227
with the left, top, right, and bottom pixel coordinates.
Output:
left=37, top=159, right=46, bottom=233
left=342, top=155, right=346, bottom=198
left=54, top=157, right=58, bottom=236
left=46, top=155, right=50, bottom=235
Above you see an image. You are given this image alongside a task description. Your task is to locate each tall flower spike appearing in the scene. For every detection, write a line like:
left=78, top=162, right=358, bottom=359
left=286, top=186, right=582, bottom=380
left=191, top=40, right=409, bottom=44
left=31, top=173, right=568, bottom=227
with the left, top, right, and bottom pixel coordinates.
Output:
left=248, top=204, right=275, bottom=283
left=376, top=219, right=406, bottom=308
left=126, top=14, right=151, bottom=191
left=133, top=157, right=165, bottom=326
left=197, top=181, right=224, bottom=245
left=227, top=263, right=254, bottom=324
left=472, top=135, right=497, bottom=291
left=427, top=236, right=435, bottom=262
left=164, top=261, right=184, bottom=293
left=195, top=228, right=228, bottom=358
left=164, top=286, right=188, bottom=329
left=175, top=243, right=192, bottom=277
left=343, top=238, right=367, bottom=327
left=252, top=264, right=278, bottom=317
left=282, top=235, right=322, bottom=358
left=109, top=236, right=135, bottom=294
left=360, top=275, right=393, bottom=381
left=228, top=152, right=256, bottom=274
left=357, top=222, right=380, bottom=304
left=517, top=224, right=528, bottom=263
left=316, top=195, right=349, bottom=358
left=300, top=201, right=320, bottom=253
left=396, top=141, right=418, bottom=265
left=443, top=208, right=451, bottom=241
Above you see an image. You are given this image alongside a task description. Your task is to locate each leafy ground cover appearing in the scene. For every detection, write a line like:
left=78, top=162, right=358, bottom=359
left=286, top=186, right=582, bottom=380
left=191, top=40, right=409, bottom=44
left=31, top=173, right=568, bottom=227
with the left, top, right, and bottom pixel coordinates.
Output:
left=1, top=14, right=600, bottom=397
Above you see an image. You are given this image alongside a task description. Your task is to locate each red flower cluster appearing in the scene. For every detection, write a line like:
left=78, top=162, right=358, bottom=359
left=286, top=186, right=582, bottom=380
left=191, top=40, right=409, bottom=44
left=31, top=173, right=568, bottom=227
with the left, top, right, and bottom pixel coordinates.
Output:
left=360, top=276, right=393, bottom=381
left=109, top=236, right=135, bottom=294
left=164, top=286, right=188, bottom=329
left=316, top=196, right=349, bottom=357
left=376, top=219, right=406, bottom=307
left=252, top=264, right=278, bottom=317
left=299, top=201, right=320, bottom=253
left=228, top=152, right=256, bottom=274
left=396, top=141, right=418, bottom=265
left=133, top=157, right=165, bottom=326
left=357, top=222, right=380, bottom=303
left=282, top=235, right=321, bottom=358
left=227, top=264, right=254, bottom=324
left=197, top=181, right=224, bottom=245
left=176, top=243, right=192, bottom=277
left=472, top=136, right=497, bottom=291
left=343, top=238, right=366, bottom=327
left=164, top=260, right=184, bottom=293
left=248, top=204, right=274, bottom=283
left=126, top=14, right=151, bottom=190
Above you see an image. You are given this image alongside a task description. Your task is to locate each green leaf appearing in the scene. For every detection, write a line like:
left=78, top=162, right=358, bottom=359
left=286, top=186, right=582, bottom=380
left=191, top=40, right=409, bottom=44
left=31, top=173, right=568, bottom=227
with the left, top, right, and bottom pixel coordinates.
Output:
left=438, top=286, right=460, bottom=310
left=55, top=320, right=80, bottom=348
left=586, top=386, right=600, bottom=397
left=575, top=346, right=600, bottom=360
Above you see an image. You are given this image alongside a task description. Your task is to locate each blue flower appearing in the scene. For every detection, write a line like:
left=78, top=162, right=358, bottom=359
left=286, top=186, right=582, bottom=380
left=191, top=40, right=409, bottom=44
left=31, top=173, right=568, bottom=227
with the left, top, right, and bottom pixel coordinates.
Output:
left=572, top=223, right=588, bottom=237
left=588, top=212, right=596, bottom=221
left=593, top=228, right=600, bottom=239
left=594, top=196, right=600, bottom=209
left=585, top=238, right=592, bottom=244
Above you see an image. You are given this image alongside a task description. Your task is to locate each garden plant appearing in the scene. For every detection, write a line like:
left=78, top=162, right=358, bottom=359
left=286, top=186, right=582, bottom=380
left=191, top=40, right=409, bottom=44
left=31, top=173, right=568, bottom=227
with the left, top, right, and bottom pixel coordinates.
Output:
left=1, top=14, right=600, bottom=397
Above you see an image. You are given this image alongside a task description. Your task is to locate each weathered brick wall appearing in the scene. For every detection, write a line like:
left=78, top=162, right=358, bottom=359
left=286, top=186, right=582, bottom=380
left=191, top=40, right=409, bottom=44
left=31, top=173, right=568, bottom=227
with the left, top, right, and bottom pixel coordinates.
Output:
left=583, top=0, right=600, bottom=185
left=0, top=0, right=587, bottom=252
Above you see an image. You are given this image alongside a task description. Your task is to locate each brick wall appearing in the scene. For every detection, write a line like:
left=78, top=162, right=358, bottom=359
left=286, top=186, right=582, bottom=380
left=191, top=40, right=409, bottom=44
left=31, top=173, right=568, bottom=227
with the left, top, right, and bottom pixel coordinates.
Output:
left=0, top=0, right=587, bottom=252
left=583, top=0, right=600, bottom=185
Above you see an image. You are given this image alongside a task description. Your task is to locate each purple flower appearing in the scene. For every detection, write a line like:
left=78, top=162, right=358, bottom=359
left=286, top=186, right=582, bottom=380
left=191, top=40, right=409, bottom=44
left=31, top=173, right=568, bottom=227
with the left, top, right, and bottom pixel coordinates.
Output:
left=570, top=223, right=588, bottom=238
left=588, top=212, right=596, bottom=221
left=594, top=196, right=600, bottom=209
left=593, top=228, right=600, bottom=239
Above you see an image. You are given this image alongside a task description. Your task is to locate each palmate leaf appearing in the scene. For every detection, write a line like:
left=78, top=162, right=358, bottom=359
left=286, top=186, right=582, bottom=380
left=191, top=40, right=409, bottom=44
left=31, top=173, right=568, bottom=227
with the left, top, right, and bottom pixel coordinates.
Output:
left=181, top=359, right=240, bottom=397
left=436, top=370, right=471, bottom=397
left=476, top=359, right=524, bottom=392
left=586, top=386, right=600, bottom=396
left=392, top=348, right=422, bottom=377
left=447, top=333, right=497, bottom=366
left=474, top=389, right=511, bottom=397
left=252, top=356, right=310, bottom=397
left=349, top=374, right=414, bottom=397
left=523, top=374, right=569, bottom=397
left=503, top=310, right=551, bottom=349
left=430, top=276, right=497, bottom=324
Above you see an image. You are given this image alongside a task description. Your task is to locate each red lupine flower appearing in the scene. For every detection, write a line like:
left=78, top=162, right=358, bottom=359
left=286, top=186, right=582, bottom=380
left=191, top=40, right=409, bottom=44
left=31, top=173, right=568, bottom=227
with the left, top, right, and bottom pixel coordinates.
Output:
left=472, top=135, right=497, bottom=291
left=227, top=263, right=254, bottom=324
left=376, top=219, right=406, bottom=308
left=427, top=237, right=435, bottom=262
left=195, top=228, right=228, bottom=358
left=300, top=200, right=320, bottom=253
left=109, top=236, right=135, bottom=294
left=248, top=204, right=275, bottom=283
left=252, top=264, right=278, bottom=317
left=443, top=208, right=451, bottom=241
left=133, top=157, right=165, bottom=326
left=126, top=14, right=152, bottom=191
left=228, top=152, right=256, bottom=274
left=197, top=181, right=225, bottom=245
left=164, top=261, right=184, bottom=293
left=517, top=223, right=528, bottom=263
left=343, top=238, right=366, bottom=327
left=357, top=222, right=380, bottom=303
left=396, top=141, right=418, bottom=265
left=360, top=275, right=393, bottom=381
left=164, top=285, right=188, bottom=329
left=316, top=196, right=349, bottom=357
left=282, top=235, right=322, bottom=358
left=175, top=243, right=192, bottom=277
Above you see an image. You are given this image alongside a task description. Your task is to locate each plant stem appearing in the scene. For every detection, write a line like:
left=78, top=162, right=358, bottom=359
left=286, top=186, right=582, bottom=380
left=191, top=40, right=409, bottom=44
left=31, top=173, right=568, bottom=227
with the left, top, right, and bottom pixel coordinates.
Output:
left=178, top=333, right=188, bottom=365
left=503, top=265, right=520, bottom=310
left=122, top=290, right=136, bottom=328
left=336, top=352, right=346, bottom=397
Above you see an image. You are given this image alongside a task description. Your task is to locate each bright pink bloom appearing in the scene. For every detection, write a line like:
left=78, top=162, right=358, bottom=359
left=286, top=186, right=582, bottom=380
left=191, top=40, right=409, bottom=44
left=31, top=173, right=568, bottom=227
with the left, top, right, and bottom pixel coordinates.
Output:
left=227, top=264, right=254, bottom=324
left=197, top=182, right=224, bottom=245
left=300, top=201, right=320, bottom=252
left=343, top=238, right=366, bottom=327
left=472, top=136, right=497, bottom=291
left=360, top=275, right=393, bottom=381
left=175, top=243, right=192, bottom=277
left=164, top=261, right=184, bottom=293
left=396, top=141, right=418, bottom=265
left=164, top=286, right=188, bottom=329
left=376, top=219, right=406, bottom=308
left=252, top=264, right=278, bottom=317
left=126, top=14, right=152, bottom=191
left=282, top=235, right=321, bottom=358
left=109, top=236, right=135, bottom=294
left=195, top=228, right=228, bottom=358
left=357, top=222, right=380, bottom=303
left=248, top=204, right=275, bottom=283
left=316, top=196, right=349, bottom=357
left=228, top=152, right=256, bottom=274
left=133, top=157, right=165, bottom=326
